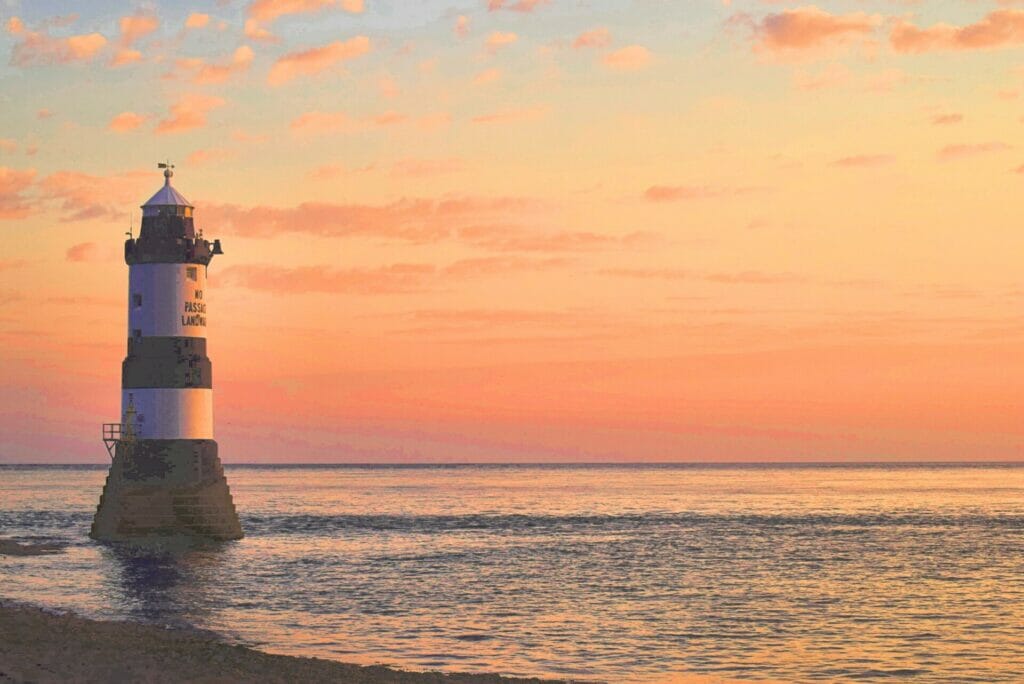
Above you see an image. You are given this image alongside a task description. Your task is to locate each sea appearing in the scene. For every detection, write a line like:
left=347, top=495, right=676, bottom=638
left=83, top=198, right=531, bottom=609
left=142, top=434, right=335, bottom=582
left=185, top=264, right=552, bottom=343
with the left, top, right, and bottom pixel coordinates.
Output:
left=1, top=463, right=1022, bottom=683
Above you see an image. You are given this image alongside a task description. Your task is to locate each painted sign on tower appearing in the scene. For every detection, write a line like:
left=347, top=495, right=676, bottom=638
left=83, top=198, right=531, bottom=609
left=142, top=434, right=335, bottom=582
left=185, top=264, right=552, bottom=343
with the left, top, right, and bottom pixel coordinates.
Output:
left=91, top=164, right=242, bottom=541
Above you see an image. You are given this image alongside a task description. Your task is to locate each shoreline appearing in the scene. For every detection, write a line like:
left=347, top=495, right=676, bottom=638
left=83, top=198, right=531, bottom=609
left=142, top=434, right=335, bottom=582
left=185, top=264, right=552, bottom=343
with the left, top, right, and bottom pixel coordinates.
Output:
left=0, top=600, right=569, bottom=684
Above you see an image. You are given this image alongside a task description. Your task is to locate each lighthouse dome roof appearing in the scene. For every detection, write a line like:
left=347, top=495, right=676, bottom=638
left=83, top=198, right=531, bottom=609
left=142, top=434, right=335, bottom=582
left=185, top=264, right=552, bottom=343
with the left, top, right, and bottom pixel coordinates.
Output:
left=142, top=167, right=192, bottom=212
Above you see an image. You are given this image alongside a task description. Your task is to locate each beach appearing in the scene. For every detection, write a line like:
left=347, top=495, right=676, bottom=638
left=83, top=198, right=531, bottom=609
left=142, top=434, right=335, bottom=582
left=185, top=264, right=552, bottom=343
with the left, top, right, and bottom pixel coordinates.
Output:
left=0, top=600, right=564, bottom=684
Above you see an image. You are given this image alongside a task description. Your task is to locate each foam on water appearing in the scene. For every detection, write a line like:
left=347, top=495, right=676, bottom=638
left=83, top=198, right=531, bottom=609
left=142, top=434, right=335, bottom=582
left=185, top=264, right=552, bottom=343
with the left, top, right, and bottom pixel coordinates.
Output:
left=1, top=463, right=1022, bottom=682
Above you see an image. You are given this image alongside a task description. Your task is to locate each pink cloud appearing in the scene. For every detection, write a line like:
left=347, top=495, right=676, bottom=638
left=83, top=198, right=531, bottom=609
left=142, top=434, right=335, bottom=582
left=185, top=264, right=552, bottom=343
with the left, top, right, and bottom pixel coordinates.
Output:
left=155, top=93, right=225, bottom=134
left=118, top=14, right=158, bottom=46
left=8, top=16, right=107, bottom=66
left=488, top=0, right=549, bottom=12
left=486, top=31, right=518, bottom=52
left=249, top=0, right=364, bottom=24
left=455, top=15, right=470, bottom=37
left=185, top=13, right=210, bottom=29
left=219, top=263, right=435, bottom=294
left=218, top=256, right=565, bottom=295
left=573, top=28, right=611, bottom=49
left=644, top=185, right=728, bottom=202
left=892, top=10, right=1024, bottom=53
left=473, top=68, right=501, bottom=86
left=200, top=196, right=540, bottom=242
left=65, top=242, right=110, bottom=262
left=832, top=154, right=895, bottom=168
left=39, top=168, right=151, bottom=222
left=938, top=142, right=1012, bottom=161
left=110, top=49, right=142, bottom=66
left=602, top=45, right=652, bottom=71
left=749, top=7, right=880, bottom=51
left=177, top=45, right=254, bottom=84
left=268, top=36, right=371, bottom=85
left=108, top=111, right=148, bottom=132
left=0, top=167, right=36, bottom=219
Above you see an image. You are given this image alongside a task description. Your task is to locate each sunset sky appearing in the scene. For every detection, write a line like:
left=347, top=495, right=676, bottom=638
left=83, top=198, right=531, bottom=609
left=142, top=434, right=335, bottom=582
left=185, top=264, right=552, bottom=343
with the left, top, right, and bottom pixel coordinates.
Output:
left=1, top=0, right=1023, bottom=462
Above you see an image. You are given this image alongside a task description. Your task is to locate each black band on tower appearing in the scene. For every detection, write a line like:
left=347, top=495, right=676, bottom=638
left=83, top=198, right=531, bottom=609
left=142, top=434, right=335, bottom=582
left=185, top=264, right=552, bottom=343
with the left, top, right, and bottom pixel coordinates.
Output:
left=122, top=337, right=213, bottom=389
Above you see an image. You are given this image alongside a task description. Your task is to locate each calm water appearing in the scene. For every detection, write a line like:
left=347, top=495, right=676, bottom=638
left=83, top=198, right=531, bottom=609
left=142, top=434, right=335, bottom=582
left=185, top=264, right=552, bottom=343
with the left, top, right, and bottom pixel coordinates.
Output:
left=1, top=464, right=1023, bottom=682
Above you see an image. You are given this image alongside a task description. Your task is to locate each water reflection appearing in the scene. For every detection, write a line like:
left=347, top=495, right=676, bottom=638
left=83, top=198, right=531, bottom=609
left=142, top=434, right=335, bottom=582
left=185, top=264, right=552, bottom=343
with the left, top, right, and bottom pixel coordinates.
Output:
left=100, top=540, right=232, bottom=629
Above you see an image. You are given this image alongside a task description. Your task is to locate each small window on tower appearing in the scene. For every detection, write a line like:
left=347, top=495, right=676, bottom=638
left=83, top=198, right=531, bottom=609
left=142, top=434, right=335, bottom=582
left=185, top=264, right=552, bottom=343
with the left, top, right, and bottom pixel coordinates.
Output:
left=132, top=293, right=142, bottom=307
left=186, top=266, right=198, bottom=281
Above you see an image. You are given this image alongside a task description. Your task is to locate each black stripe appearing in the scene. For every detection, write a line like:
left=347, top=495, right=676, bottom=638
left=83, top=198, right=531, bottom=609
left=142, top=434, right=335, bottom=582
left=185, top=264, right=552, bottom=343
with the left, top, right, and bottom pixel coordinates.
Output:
left=123, top=336, right=212, bottom=389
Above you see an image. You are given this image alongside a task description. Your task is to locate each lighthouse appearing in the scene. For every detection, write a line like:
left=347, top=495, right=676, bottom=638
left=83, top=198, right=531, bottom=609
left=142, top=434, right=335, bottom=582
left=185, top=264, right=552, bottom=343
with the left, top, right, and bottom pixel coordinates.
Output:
left=91, top=164, right=242, bottom=541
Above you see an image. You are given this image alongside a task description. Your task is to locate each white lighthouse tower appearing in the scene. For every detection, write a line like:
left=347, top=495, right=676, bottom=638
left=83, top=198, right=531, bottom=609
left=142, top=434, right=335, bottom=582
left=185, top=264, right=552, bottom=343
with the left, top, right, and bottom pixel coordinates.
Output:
left=91, top=164, right=242, bottom=540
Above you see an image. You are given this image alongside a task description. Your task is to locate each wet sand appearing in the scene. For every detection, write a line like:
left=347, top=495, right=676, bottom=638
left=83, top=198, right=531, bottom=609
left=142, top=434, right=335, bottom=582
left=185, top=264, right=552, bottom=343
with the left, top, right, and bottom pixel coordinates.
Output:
left=0, top=602, right=567, bottom=684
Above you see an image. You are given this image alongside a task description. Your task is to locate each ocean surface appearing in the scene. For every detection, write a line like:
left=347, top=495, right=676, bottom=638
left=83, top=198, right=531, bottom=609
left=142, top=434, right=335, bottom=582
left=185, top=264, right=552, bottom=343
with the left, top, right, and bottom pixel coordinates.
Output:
left=1, top=463, right=1022, bottom=682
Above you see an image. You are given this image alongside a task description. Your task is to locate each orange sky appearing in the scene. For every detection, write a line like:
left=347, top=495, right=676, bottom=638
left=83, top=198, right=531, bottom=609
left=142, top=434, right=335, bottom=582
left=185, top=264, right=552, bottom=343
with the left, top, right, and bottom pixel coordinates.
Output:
left=1, top=1, right=1023, bottom=462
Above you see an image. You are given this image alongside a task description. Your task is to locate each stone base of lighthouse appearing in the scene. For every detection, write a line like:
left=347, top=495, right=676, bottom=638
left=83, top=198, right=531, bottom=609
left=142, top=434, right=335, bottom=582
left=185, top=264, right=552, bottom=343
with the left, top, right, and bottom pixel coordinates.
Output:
left=90, top=440, right=242, bottom=541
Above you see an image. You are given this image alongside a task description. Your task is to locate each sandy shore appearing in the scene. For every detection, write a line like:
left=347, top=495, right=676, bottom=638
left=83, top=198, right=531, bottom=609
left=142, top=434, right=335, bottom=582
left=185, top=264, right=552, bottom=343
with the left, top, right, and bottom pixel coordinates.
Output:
left=0, top=602, right=567, bottom=684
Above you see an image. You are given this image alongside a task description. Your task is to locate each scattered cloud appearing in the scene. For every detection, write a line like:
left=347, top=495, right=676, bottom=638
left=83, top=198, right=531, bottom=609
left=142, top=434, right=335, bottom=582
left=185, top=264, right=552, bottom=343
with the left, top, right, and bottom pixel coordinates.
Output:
left=643, top=185, right=752, bottom=202
left=65, top=242, right=111, bottom=262
left=118, top=14, right=158, bottom=46
left=932, top=113, right=963, bottom=125
left=892, top=10, right=1024, bottom=53
left=39, top=168, right=151, bottom=222
left=110, top=12, right=158, bottom=66
left=745, top=7, right=880, bottom=52
left=177, top=45, right=254, bottom=84
left=219, top=263, right=435, bottom=295
left=574, top=28, right=611, bottom=49
left=7, top=16, right=107, bottom=66
left=602, top=45, right=652, bottom=71
left=248, top=0, right=364, bottom=24
left=244, top=19, right=277, bottom=43
left=455, top=15, right=470, bottom=38
left=36, top=109, right=54, bottom=119
left=486, top=31, right=518, bottom=52
left=218, top=255, right=565, bottom=295
left=268, top=36, right=371, bottom=85
left=938, top=142, right=1012, bottom=161
left=199, top=196, right=542, bottom=242
left=473, top=68, right=501, bottom=86
left=0, top=167, right=36, bottom=219
left=832, top=154, right=895, bottom=168
left=108, top=111, right=148, bottom=132
left=488, top=0, right=549, bottom=12
left=185, top=13, right=210, bottom=29
left=155, top=93, right=225, bottom=134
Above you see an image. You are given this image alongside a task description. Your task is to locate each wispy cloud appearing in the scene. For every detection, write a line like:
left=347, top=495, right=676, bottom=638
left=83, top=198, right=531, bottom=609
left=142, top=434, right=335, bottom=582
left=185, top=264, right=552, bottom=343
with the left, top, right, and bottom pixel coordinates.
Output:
left=938, top=142, right=1012, bottom=161
left=892, top=10, right=1024, bottom=53
left=108, top=111, right=148, bottom=132
left=155, top=93, right=225, bottom=134
left=268, top=36, right=371, bottom=85
left=7, top=16, right=107, bottom=66
left=602, top=45, right=651, bottom=70
left=0, top=167, right=36, bottom=219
